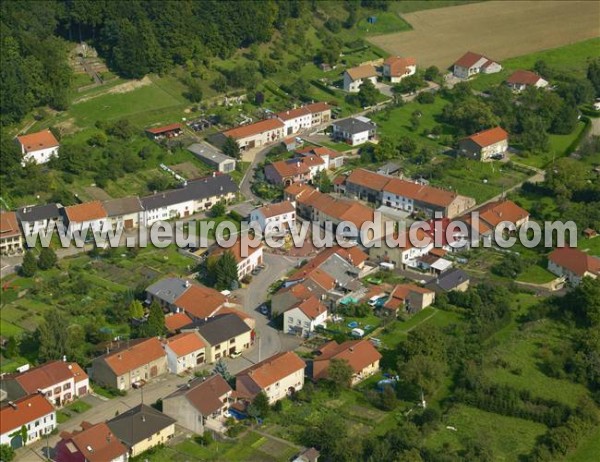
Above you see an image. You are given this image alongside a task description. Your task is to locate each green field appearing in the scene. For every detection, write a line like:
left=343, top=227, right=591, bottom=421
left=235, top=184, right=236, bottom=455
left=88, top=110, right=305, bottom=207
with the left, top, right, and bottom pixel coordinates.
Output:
left=425, top=404, right=548, bottom=461
left=567, top=425, right=600, bottom=462
left=517, top=264, right=557, bottom=284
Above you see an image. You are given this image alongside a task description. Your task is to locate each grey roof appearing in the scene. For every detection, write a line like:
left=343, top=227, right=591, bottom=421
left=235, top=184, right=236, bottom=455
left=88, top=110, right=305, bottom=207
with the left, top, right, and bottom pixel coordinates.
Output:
left=188, top=142, right=236, bottom=165
left=107, top=404, right=175, bottom=447
left=16, top=203, right=61, bottom=223
left=190, top=314, right=251, bottom=345
left=319, top=254, right=359, bottom=288
left=0, top=379, right=27, bottom=403
left=377, top=163, right=400, bottom=175
left=141, top=174, right=238, bottom=211
left=427, top=268, right=469, bottom=291
left=146, top=278, right=191, bottom=305
left=333, top=118, right=376, bottom=135
left=102, top=197, right=144, bottom=217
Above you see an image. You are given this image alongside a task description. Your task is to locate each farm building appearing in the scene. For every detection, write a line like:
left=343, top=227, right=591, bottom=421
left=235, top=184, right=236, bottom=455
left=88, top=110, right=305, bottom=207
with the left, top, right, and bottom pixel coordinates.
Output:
left=187, top=142, right=236, bottom=173
left=547, top=247, right=600, bottom=286
left=223, top=118, right=285, bottom=150
left=145, top=123, right=183, bottom=140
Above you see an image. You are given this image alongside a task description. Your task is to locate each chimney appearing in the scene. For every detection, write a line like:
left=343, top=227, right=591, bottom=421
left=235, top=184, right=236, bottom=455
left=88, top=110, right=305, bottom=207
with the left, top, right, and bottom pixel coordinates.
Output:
left=8, top=401, right=16, bottom=410
left=142, top=415, right=146, bottom=423
left=212, top=172, right=216, bottom=178
left=63, top=355, right=67, bottom=362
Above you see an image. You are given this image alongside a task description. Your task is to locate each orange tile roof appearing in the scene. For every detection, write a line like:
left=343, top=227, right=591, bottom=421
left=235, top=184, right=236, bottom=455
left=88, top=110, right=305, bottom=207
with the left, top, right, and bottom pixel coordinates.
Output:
left=65, top=201, right=107, bottom=223
left=102, top=338, right=165, bottom=376
left=276, top=106, right=311, bottom=121
left=0, top=211, right=20, bottom=238
left=164, top=312, right=193, bottom=332
left=314, top=340, right=382, bottom=376
left=17, top=129, right=59, bottom=153
left=181, top=375, right=232, bottom=415
left=267, top=155, right=324, bottom=178
left=464, top=127, right=508, bottom=148
left=384, top=178, right=458, bottom=207
left=174, top=284, right=226, bottom=319
left=12, top=360, right=88, bottom=394
left=284, top=183, right=319, bottom=202
left=384, top=284, right=434, bottom=311
left=346, top=64, right=377, bottom=81
left=237, top=351, right=305, bottom=390
left=548, top=248, right=600, bottom=277
left=211, top=239, right=263, bottom=264
left=224, top=118, right=284, bottom=140
left=384, top=56, right=416, bottom=77
left=0, top=394, right=55, bottom=434
left=454, top=51, right=487, bottom=68
left=65, top=422, right=127, bottom=462
left=507, top=70, right=543, bottom=86
left=305, top=102, right=331, bottom=114
left=163, top=332, right=205, bottom=357
left=291, top=296, right=327, bottom=319
left=145, top=123, right=182, bottom=134
left=255, top=201, right=296, bottom=219
left=289, top=245, right=367, bottom=282
left=477, top=200, right=529, bottom=228
left=346, top=168, right=391, bottom=191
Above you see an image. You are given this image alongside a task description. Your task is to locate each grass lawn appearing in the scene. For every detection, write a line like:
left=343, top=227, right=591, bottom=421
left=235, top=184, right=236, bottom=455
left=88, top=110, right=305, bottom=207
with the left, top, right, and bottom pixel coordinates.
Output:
left=578, top=236, right=600, bottom=257
left=56, top=400, right=93, bottom=424
left=391, top=0, right=481, bottom=14
left=567, top=424, right=600, bottom=462
left=425, top=404, right=548, bottom=461
left=517, top=264, right=557, bottom=284
left=355, top=12, right=412, bottom=36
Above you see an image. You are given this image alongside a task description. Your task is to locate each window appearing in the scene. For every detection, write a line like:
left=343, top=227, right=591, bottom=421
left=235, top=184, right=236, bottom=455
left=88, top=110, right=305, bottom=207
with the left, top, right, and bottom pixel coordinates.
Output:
left=63, top=383, right=71, bottom=390
left=229, top=338, right=235, bottom=343
left=215, top=344, right=221, bottom=351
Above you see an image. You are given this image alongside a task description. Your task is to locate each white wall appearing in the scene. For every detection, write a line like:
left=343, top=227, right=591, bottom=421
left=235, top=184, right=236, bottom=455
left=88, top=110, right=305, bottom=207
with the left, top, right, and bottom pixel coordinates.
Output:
left=22, top=147, right=59, bottom=165
left=0, top=411, right=56, bottom=446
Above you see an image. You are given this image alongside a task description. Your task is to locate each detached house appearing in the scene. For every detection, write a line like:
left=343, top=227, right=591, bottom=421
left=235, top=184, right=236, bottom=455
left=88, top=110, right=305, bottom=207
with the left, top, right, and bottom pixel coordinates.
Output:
left=382, top=56, right=417, bottom=83
left=296, top=146, right=345, bottom=169
left=16, top=204, right=62, bottom=237
left=223, top=118, right=285, bottom=150
left=476, top=200, right=529, bottom=231
left=284, top=296, right=328, bottom=337
left=313, top=340, right=382, bottom=386
left=425, top=268, right=470, bottom=293
left=458, top=127, right=509, bottom=161
left=343, top=64, right=378, bottom=92
left=236, top=351, right=305, bottom=404
left=453, top=51, right=502, bottom=79
left=250, top=201, right=296, bottom=234
left=163, top=375, right=232, bottom=434
left=63, top=201, right=108, bottom=234
left=547, top=248, right=600, bottom=286
left=90, top=338, right=167, bottom=391
left=0, top=211, right=23, bottom=255
left=332, top=117, right=377, bottom=146
left=0, top=394, right=56, bottom=449
left=264, top=155, right=325, bottom=186
left=211, top=239, right=264, bottom=279
left=16, top=129, right=60, bottom=165
left=506, top=70, right=548, bottom=92
left=56, top=422, right=128, bottom=462
left=383, top=284, right=435, bottom=316
left=193, top=314, right=253, bottom=363
left=163, top=331, right=206, bottom=374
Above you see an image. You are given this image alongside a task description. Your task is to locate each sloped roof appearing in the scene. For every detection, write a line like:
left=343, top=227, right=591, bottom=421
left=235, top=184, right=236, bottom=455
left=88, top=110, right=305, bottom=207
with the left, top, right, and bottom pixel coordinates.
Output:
left=384, top=56, right=417, bottom=77
left=454, top=51, right=487, bottom=68
left=477, top=200, right=529, bottom=228
left=346, top=168, right=391, bottom=191
left=167, top=375, right=231, bottom=416
left=290, top=296, right=327, bottom=320
left=224, top=118, right=284, bottom=140
left=548, top=248, right=600, bottom=277
left=174, top=283, right=226, bottom=319
left=254, top=201, right=295, bottom=219
left=345, top=64, right=377, bottom=81
left=332, top=117, right=376, bottom=135
left=0, top=211, right=20, bottom=238
left=107, top=404, right=175, bottom=447
left=314, top=340, right=382, bottom=376
left=146, top=123, right=182, bottom=135
left=463, top=127, right=509, bottom=148
left=100, top=338, right=165, bottom=376
left=163, top=332, right=205, bottom=357
left=164, top=312, right=193, bottom=332
left=0, top=394, right=54, bottom=434
left=102, top=196, right=143, bottom=217
left=65, top=422, right=127, bottom=462
left=64, top=201, right=107, bottom=223
left=237, top=351, right=305, bottom=391
left=211, top=239, right=263, bottom=264
left=16, top=203, right=61, bottom=223
left=507, top=70, right=544, bottom=86
left=11, top=360, right=88, bottom=394
left=384, top=284, right=434, bottom=311
left=17, top=129, right=59, bottom=152
left=195, top=314, right=251, bottom=345
left=384, top=178, right=458, bottom=207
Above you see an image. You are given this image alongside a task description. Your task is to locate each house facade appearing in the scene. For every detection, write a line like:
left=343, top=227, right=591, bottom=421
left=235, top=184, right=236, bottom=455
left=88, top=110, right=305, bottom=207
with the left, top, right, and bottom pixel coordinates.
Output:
left=264, top=155, right=325, bottom=186
left=16, top=129, right=60, bottom=165
left=382, top=56, right=417, bottom=83
left=458, top=127, right=509, bottom=161
left=91, top=338, right=168, bottom=391
left=313, top=340, right=382, bottom=386
left=163, top=332, right=206, bottom=374
left=236, top=352, right=305, bottom=404
left=0, top=211, right=24, bottom=255
left=63, top=201, right=108, bottom=234
left=223, top=118, right=285, bottom=150
left=193, top=314, right=253, bottom=363
left=102, top=197, right=144, bottom=230
left=188, top=142, right=236, bottom=173
left=211, top=240, right=264, bottom=279
left=16, top=204, right=62, bottom=238
left=332, top=117, right=377, bottom=146
left=0, top=394, right=56, bottom=449
left=383, top=284, right=435, bottom=316
left=453, top=51, right=502, bottom=79
left=275, top=102, right=332, bottom=135
left=250, top=201, right=296, bottom=234
left=547, top=247, right=600, bottom=286
left=343, top=65, right=378, bottom=92
left=506, top=70, right=549, bottom=92
left=284, top=296, right=328, bottom=337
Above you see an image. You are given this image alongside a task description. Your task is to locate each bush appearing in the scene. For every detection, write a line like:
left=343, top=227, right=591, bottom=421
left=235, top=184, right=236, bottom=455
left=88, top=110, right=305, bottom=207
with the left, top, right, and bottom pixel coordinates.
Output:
left=416, top=91, right=435, bottom=104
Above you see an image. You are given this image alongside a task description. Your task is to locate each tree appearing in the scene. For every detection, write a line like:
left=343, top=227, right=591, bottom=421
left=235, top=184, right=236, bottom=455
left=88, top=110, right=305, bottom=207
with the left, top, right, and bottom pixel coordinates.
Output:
left=140, top=301, right=165, bottom=337
left=327, top=358, right=354, bottom=388
left=3, top=336, right=18, bottom=359
left=424, top=65, right=441, bottom=82
left=520, top=116, right=549, bottom=153
left=215, top=251, right=239, bottom=290
left=20, top=251, right=37, bottom=277
left=37, top=309, right=73, bottom=361
left=492, top=253, right=524, bottom=278
left=410, top=111, right=421, bottom=132
left=129, top=300, right=145, bottom=319
left=186, top=79, right=203, bottom=103
left=393, top=74, right=425, bottom=94
left=401, top=354, right=446, bottom=397
left=223, top=137, right=241, bottom=159
left=441, top=97, right=499, bottom=135
left=587, top=59, right=600, bottom=96
left=214, top=358, right=232, bottom=381
left=247, top=391, right=270, bottom=419
left=380, top=385, right=397, bottom=410
left=416, top=91, right=435, bottom=104
left=356, top=79, right=380, bottom=107
left=551, top=103, right=579, bottom=135
left=37, top=247, right=57, bottom=270
left=313, top=170, right=332, bottom=193
left=210, top=201, right=226, bottom=217
left=0, top=444, right=15, bottom=462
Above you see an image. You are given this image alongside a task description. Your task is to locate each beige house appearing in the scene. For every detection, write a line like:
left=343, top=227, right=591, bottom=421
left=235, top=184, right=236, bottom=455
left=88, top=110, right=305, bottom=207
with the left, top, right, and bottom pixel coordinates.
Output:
left=163, top=375, right=233, bottom=434
left=223, top=118, right=285, bottom=150
left=91, top=338, right=167, bottom=391
left=383, top=284, right=435, bottom=316
left=236, top=351, right=306, bottom=404
left=313, top=340, right=382, bottom=386
left=343, top=64, right=378, bottom=92
left=163, top=331, right=206, bottom=374
left=192, top=314, right=253, bottom=363
left=0, top=211, right=23, bottom=255
left=458, top=127, right=509, bottom=161
left=102, top=196, right=144, bottom=230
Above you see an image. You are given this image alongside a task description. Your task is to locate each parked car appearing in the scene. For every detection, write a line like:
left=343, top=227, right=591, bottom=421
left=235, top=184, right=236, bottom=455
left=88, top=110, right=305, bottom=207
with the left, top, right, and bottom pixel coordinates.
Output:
left=230, top=351, right=242, bottom=359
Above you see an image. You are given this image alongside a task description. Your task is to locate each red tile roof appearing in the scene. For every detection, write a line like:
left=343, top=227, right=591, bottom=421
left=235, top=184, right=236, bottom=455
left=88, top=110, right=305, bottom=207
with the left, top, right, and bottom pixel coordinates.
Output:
left=276, top=106, right=311, bottom=121
left=289, top=245, right=367, bottom=282
left=164, top=312, right=193, bottom=332
left=305, top=102, right=331, bottom=114
left=224, top=118, right=284, bottom=140
left=464, top=127, right=508, bottom=148
left=454, top=51, right=487, bottom=68
left=17, top=129, right=59, bottom=153
left=291, top=296, right=327, bottom=319
left=507, top=70, right=544, bottom=86
left=346, top=64, right=377, bottom=81
left=346, top=168, right=391, bottom=191
left=0, top=394, right=55, bottom=435
left=63, top=422, right=127, bottom=462
left=145, top=123, right=182, bottom=135
left=548, top=248, right=600, bottom=277
left=163, top=332, right=205, bottom=357
left=384, top=56, right=417, bottom=77
left=384, top=178, right=458, bottom=207
left=237, top=351, right=305, bottom=390
left=174, top=284, right=226, bottom=319
left=12, top=360, right=88, bottom=394
left=0, top=211, right=20, bottom=238
left=477, top=200, right=529, bottom=228
left=65, top=201, right=107, bottom=223
left=255, top=201, right=296, bottom=219
left=384, top=284, right=434, bottom=311
left=102, top=338, right=165, bottom=376
left=182, top=375, right=232, bottom=415
left=267, top=155, right=325, bottom=179
left=211, top=239, right=263, bottom=265
left=314, top=340, right=381, bottom=376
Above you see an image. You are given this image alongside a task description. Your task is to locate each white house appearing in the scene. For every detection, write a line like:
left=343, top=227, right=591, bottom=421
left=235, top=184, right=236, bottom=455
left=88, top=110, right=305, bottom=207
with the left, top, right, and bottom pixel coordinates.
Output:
left=0, top=394, right=56, bottom=448
left=332, top=117, right=377, bottom=146
left=63, top=201, right=108, bottom=234
left=211, top=240, right=263, bottom=279
left=284, top=296, right=328, bottom=337
left=369, top=231, right=434, bottom=269
left=453, top=51, right=502, bottom=79
left=235, top=351, right=305, bottom=404
left=343, top=64, right=378, bottom=92
left=16, top=129, right=60, bottom=165
left=163, top=331, right=206, bottom=374
left=16, top=204, right=62, bottom=237
left=506, top=70, right=549, bottom=92
left=547, top=247, right=600, bottom=286
left=275, top=102, right=332, bottom=136
left=250, top=201, right=296, bottom=235
left=382, top=56, right=417, bottom=83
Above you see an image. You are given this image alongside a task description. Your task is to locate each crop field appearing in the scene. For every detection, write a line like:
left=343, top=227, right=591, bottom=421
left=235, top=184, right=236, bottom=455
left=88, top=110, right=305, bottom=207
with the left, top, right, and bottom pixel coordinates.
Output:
left=368, top=1, right=600, bottom=69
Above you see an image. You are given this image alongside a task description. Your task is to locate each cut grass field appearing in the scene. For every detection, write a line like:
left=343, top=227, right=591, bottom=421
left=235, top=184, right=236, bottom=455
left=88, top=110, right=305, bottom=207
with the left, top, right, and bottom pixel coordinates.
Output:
left=425, top=404, right=548, bottom=461
left=516, top=264, right=557, bottom=284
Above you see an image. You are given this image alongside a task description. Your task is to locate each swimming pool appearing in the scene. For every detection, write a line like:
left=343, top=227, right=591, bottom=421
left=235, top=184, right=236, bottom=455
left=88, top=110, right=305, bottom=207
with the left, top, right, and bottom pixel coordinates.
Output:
left=347, top=321, right=359, bottom=328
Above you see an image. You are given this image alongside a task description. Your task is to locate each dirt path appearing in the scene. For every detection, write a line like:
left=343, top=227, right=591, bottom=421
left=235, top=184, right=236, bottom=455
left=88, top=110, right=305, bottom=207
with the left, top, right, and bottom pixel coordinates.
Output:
left=72, top=76, right=152, bottom=104
left=369, top=1, right=599, bottom=69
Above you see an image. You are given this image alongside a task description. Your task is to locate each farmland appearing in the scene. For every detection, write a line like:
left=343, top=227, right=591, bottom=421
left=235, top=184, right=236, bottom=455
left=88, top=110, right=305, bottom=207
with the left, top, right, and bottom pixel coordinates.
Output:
left=368, top=1, right=600, bottom=69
